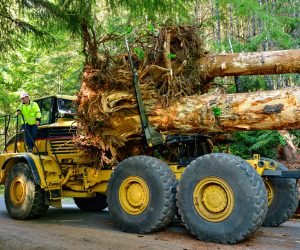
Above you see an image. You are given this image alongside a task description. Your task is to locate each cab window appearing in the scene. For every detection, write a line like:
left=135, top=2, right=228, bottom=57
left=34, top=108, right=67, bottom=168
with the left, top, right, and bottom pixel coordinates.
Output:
left=36, top=97, right=53, bottom=125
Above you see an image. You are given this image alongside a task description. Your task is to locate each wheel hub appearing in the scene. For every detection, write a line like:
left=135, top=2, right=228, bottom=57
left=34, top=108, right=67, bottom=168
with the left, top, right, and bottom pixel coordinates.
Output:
left=264, top=179, right=274, bottom=207
left=10, top=176, right=26, bottom=207
left=127, top=183, right=144, bottom=206
left=202, top=185, right=227, bottom=212
left=193, top=177, right=234, bottom=222
left=119, top=176, right=150, bottom=215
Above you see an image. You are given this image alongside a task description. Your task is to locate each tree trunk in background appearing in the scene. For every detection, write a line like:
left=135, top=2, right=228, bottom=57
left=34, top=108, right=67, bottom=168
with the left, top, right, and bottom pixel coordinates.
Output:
left=198, top=49, right=300, bottom=80
left=210, top=0, right=215, bottom=42
left=195, top=0, right=201, bottom=24
left=279, top=130, right=300, bottom=163
left=235, top=14, right=239, bottom=42
left=251, top=15, right=256, bottom=38
left=228, top=4, right=233, bottom=38
left=215, top=0, right=221, bottom=51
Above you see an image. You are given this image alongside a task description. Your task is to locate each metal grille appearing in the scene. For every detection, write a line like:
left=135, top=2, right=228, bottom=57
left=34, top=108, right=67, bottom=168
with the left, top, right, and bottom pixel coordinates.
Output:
left=49, top=127, right=78, bottom=154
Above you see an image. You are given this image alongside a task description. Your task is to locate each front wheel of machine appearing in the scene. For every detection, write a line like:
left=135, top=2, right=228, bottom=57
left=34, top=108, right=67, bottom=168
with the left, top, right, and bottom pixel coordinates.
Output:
left=4, top=162, right=49, bottom=219
left=261, top=158, right=298, bottom=227
left=107, top=156, right=177, bottom=233
left=177, top=153, right=268, bottom=244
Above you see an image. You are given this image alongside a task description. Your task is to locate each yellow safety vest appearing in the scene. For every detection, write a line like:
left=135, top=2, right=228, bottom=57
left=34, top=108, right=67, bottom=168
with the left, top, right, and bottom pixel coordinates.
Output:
left=18, top=101, right=41, bottom=125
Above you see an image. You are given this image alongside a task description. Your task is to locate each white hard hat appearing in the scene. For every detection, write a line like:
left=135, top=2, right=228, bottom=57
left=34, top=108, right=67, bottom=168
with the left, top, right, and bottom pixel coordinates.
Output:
left=20, top=92, right=29, bottom=99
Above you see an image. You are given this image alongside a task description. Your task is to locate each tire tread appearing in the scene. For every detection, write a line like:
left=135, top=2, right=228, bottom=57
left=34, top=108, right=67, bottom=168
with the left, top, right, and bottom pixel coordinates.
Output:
left=177, top=153, right=268, bottom=244
left=107, top=156, right=176, bottom=233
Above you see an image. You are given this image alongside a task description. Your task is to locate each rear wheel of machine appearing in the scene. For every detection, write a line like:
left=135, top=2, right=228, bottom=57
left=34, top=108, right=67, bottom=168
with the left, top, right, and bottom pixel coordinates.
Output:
left=5, top=162, right=49, bottom=219
left=261, top=158, right=298, bottom=227
left=74, top=193, right=108, bottom=211
left=176, top=153, right=268, bottom=244
left=107, top=156, right=176, bottom=233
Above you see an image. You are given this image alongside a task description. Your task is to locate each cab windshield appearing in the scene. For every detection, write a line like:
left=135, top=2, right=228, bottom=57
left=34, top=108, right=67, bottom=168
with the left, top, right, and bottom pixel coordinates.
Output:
left=57, top=98, right=76, bottom=115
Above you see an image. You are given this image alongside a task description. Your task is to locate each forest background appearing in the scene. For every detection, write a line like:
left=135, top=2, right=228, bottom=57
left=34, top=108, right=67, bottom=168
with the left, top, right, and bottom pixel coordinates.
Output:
left=0, top=0, right=299, bottom=161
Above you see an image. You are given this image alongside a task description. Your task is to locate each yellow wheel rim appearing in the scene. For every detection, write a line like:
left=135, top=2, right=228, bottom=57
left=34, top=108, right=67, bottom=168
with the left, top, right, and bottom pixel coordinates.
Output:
left=119, top=176, right=150, bottom=215
left=264, top=180, right=274, bottom=207
left=10, top=176, right=26, bottom=207
left=193, top=177, right=234, bottom=222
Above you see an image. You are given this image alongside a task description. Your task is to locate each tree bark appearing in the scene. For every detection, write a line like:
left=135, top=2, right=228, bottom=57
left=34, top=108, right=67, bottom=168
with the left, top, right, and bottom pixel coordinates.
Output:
left=198, top=49, right=300, bottom=79
left=98, top=88, right=300, bottom=138
left=279, top=130, right=300, bottom=163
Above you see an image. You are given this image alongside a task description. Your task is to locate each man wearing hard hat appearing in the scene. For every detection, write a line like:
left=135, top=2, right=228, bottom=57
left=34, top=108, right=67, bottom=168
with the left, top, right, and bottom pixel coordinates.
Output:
left=17, top=92, right=41, bottom=152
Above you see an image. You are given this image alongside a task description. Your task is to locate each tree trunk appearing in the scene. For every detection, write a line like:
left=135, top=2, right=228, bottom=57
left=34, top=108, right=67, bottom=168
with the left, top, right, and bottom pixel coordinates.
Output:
left=96, top=88, right=300, bottom=138
left=279, top=130, right=300, bottom=163
left=198, top=49, right=300, bottom=80
left=215, top=0, right=221, bottom=51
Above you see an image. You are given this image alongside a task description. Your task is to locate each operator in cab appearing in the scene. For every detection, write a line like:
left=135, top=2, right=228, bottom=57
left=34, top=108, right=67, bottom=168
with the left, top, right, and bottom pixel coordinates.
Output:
left=16, top=92, right=41, bottom=152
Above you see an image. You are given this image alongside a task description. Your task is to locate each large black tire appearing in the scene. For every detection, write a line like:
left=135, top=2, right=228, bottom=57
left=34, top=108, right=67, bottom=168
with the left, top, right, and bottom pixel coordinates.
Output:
left=107, top=156, right=176, bottom=233
left=74, top=193, right=108, bottom=212
left=176, top=153, right=268, bottom=244
left=4, top=162, right=49, bottom=219
left=261, top=157, right=298, bottom=227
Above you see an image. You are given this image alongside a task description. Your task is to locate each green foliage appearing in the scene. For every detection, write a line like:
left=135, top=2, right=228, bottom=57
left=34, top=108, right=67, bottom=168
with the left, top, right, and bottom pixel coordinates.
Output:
left=0, top=0, right=51, bottom=53
left=278, top=134, right=286, bottom=146
left=167, top=53, right=177, bottom=59
left=230, top=131, right=283, bottom=159
left=106, top=0, right=194, bottom=21
left=148, top=23, right=155, bottom=33
left=212, top=106, right=222, bottom=117
left=212, top=0, right=300, bottom=53
left=134, top=47, right=145, bottom=60
left=0, top=31, right=83, bottom=114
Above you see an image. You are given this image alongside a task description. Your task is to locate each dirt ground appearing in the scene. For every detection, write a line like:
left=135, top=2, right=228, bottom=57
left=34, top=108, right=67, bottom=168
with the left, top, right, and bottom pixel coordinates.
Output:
left=0, top=196, right=300, bottom=250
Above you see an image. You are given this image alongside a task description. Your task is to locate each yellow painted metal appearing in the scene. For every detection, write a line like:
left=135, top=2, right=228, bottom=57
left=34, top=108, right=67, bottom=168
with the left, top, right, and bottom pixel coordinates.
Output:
left=61, top=168, right=111, bottom=194
left=119, top=176, right=150, bottom=215
left=193, top=177, right=234, bottom=222
left=89, top=170, right=111, bottom=193
left=264, top=179, right=274, bottom=207
left=246, top=154, right=276, bottom=176
left=10, top=176, right=26, bottom=207
left=91, top=182, right=109, bottom=193
left=60, top=169, right=73, bottom=186
left=4, top=140, right=26, bottom=153
left=62, top=190, right=94, bottom=198
left=86, top=168, right=111, bottom=188
left=0, top=153, right=47, bottom=188
left=246, top=154, right=264, bottom=175
left=169, top=165, right=185, bottom=180
left=34, top=94, right=77, bottom=103
left=42, top=156, right=62, bottom=187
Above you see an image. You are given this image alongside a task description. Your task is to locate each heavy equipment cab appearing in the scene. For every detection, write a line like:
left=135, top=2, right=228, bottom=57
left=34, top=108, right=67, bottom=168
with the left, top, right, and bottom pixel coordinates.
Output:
left=4, top=95, right=77, bottom=154
left=35, top=95, right=76, bottom=125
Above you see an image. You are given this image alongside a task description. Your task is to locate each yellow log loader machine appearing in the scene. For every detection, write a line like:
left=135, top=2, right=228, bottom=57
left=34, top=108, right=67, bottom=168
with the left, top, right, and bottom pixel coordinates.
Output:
left=0, top=74, right=299, bottom=244
left=0, top=91, right=299, bottom=244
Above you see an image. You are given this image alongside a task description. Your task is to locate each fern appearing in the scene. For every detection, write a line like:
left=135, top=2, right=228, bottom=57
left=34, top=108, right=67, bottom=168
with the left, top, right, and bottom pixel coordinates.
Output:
left=230, top=130, right=282, bottom=159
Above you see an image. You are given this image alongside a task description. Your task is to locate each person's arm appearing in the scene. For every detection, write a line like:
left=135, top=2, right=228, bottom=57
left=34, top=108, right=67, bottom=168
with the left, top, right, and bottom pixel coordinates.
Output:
left=16, top=105, right=22, bottom=116
left=33, top=102, right=42, bottom=126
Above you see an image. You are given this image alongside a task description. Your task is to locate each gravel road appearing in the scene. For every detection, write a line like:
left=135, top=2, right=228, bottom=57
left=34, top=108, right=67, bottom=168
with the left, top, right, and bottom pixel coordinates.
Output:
left=0, top=196, right=300, bottom=250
